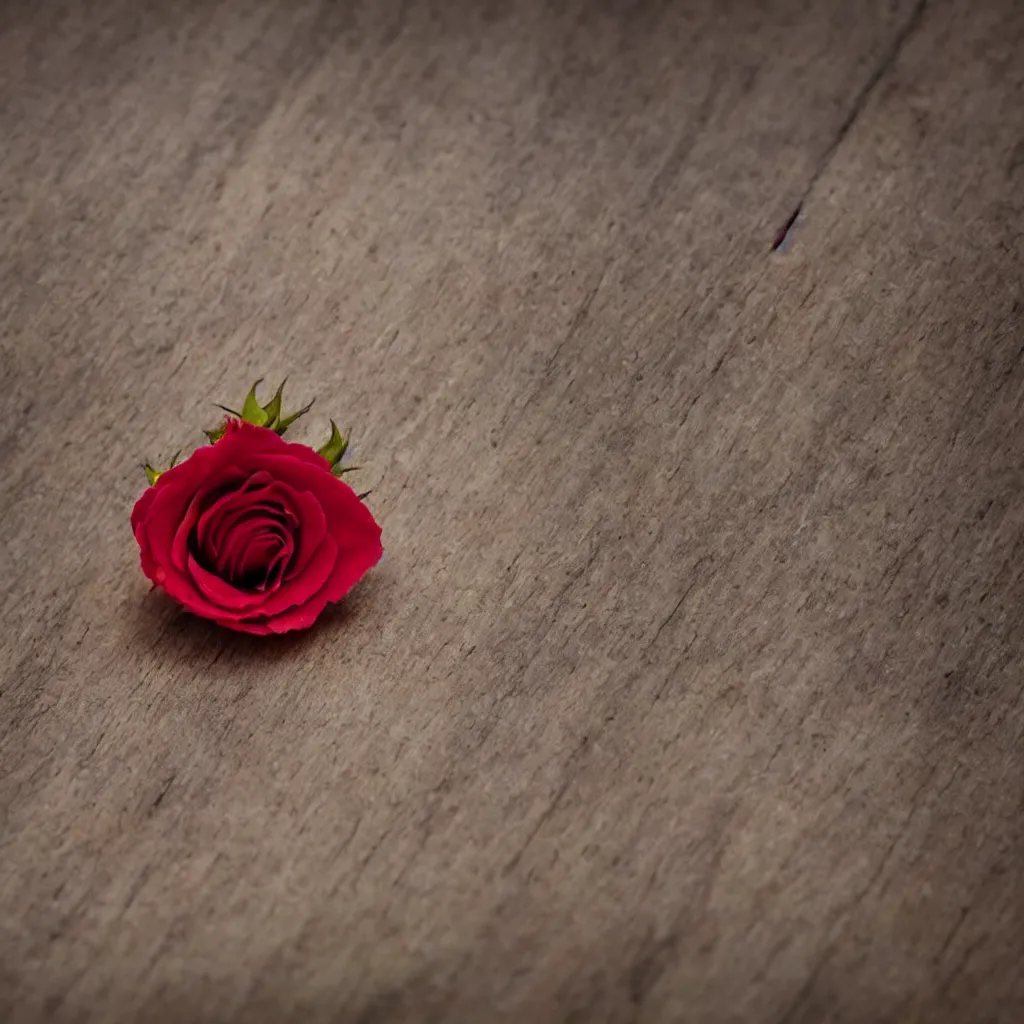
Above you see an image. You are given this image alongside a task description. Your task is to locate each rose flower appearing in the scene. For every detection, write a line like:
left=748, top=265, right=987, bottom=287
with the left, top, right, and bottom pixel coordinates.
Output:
left=132, top=415, right=382, bottom=635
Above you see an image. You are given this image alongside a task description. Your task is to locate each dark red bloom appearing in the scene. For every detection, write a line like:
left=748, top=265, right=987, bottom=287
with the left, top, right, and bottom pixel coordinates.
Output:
left=131, top=420, right=382, bottom=634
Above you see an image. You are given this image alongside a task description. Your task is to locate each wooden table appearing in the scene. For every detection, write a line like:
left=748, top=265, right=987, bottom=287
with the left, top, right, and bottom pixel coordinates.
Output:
left=2, top=0, right=1022, bottom=1020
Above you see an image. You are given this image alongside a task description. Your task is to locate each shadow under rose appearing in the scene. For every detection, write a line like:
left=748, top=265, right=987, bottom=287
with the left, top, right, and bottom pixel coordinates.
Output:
left=123, top=566, right=388, bottom=670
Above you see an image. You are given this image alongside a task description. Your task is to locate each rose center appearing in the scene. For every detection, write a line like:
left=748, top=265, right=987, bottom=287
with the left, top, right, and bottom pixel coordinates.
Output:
left=191, top=484, right=299, bottom=592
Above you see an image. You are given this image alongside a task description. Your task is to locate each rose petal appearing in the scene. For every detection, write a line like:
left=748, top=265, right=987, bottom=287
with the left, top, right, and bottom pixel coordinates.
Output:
left=235, top=531, right=283, bottom=583
left=260, top=600, right=325, bottom=634
left=131, top=485, right=157, bottom=538
left=171, top=492, right=205, bottom=572
left=217, top=516, right=266, bottom=580
left=156, top=544, right=251, bottom=621
left=219, top=515, right=286, bottom=582
left=203, top=485, right=298, bottom=569
left=221, top=538, right=339, bottom=633
left=216, top=615, right=276, bottom=636
left=142, top=463, right=247, bottom=613
left=218, top=419, right=333, bottom=472
left=286, top=487, right=327, bottom=579
left=195, top=470, right=276, bottom=552
left=253, top=455, right=383, bottom=551
left=187, top=554, right=268, bottom=611
left=262, top=533, right=296, bottom=590
left=134, top=447, right=279, bottom=621
left=249, top=535, right=338, bottom=618
left=321, top=528, right=384, bottom=606
left=241, top=455, right=383, bottom=611
left=131, top=486, right=162, bottom=583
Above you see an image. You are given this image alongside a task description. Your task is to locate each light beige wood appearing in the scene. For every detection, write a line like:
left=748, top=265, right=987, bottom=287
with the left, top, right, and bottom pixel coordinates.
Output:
left=1, top=0, right=1022, bottom=1021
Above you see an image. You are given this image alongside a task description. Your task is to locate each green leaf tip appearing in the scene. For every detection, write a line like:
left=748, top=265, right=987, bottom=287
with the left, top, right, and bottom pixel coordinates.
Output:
left=241, top=379, right=269, bottom=426
left=262, top=379, right=286, bottom=429
left=317, top=420, right=350, bottom=467
left=276, top=398, right=314, bottom=433
left=205, top=379, right=313, bottom=440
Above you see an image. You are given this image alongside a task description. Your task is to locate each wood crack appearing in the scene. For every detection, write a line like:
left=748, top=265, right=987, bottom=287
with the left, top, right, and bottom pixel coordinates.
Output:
left=790, top=0, right=929, bottom=214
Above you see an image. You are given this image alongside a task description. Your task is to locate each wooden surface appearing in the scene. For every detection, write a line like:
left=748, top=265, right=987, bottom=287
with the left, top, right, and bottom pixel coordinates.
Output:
left=2, top=0, right=1023, bottom=1021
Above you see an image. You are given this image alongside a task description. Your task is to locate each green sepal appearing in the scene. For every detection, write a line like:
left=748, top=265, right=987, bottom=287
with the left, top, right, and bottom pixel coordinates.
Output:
left=262, top=380, right=286, bottom=429
left=275, top=398, right=314, bottom=434
left=317, top=420, right=350, bottom=466
left=205, top=380, right=313, bottom=441
left=241, top=379, right=270, bottom=427
left=331, top=463, right=360, bottom=478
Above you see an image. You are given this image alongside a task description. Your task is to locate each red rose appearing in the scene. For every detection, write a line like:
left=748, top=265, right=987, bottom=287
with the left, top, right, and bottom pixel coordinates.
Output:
left=132, top=420, right=382, bottom=635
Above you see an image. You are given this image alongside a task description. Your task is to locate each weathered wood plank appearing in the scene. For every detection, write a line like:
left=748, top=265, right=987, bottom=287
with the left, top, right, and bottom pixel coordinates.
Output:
left=1, top=0, right=1022, bottom=1021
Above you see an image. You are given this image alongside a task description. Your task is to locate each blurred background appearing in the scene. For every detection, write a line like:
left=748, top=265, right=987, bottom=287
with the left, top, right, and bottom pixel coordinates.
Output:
left=1, top=1, right=1022, bottom=1022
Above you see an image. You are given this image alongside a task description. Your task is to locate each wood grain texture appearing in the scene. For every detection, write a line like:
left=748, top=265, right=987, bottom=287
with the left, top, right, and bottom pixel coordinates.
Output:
left=1, top=0, right=1022, bottom=1021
